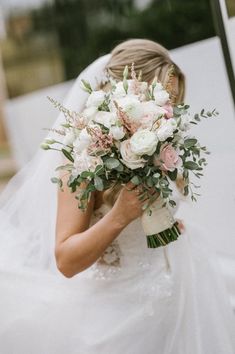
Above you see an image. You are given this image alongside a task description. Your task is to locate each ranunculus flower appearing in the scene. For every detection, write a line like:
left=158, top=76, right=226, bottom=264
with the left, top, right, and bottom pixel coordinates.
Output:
left=130, top=129, right=158, bottom=156
left=154, top=144, right=181, bottom=172
left=120, top=139, right=146, bottom=169
left=94, top=111, right=117, bottom=128
left=154, top=89, right=170, bottom=106
left=86, top=90, right=106, bottom=108
left=109, top=125, right=125, bottom=140
left=73, top=150, right=103, bottom=176
left=156, top=118, right=177, bottom=141
left=73, top=128, right=92, bottom=152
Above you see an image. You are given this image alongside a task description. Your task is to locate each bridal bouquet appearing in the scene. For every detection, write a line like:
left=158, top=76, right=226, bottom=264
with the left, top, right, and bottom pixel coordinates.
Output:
left=41, top=64, right=218, bottom=248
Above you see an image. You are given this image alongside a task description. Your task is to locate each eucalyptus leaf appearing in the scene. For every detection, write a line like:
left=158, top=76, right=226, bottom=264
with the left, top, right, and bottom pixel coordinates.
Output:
left=62, top=149, right=74, bottom=162
left=105, top=158, right=120, bottom=169
left=94, top=175, right=104, bottom=191
left=184, top=161, right=199, bottom=170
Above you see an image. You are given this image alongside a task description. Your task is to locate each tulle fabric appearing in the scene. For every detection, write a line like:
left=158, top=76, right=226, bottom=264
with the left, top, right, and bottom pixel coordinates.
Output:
left=0, top=54, right=111, bottom=273
left=0, top=200, right=235, bottom=354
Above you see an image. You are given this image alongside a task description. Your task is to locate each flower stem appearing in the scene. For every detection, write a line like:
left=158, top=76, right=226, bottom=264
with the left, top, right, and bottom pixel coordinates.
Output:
left=146, top=222, right=181, bottom=248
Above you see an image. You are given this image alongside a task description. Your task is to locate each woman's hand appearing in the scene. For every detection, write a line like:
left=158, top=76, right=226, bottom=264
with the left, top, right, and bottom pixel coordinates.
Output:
left=111, top=182, right=158, bottom=226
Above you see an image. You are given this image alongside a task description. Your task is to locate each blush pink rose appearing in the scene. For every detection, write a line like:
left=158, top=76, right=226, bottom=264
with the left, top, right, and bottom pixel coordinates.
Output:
left=154, top=144, right=181, bottom=172
left=163, top=103, right=174, bottom=119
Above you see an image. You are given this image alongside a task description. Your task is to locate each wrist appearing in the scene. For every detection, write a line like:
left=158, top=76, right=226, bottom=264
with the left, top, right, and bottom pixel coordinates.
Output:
left=107, top=206, right=130, bottom=230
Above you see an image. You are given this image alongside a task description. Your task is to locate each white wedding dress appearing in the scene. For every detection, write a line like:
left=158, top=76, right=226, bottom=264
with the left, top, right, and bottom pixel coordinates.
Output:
left=0, top=55, right=235, bottom=354
left=0, top=191, right=235, bottom=354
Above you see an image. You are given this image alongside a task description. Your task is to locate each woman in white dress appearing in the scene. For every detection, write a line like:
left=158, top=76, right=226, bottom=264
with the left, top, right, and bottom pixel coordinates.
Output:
left=0, top=39, right=234, bottom=354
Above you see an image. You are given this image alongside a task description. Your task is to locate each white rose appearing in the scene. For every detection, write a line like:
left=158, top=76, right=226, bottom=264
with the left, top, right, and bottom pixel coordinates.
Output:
left=63, top=130, right=77, bottom=146
left=156, top=118, right=177, bottom=141
left=86, top=90, right=106, bottom=108
left=73, top=150, right=103, bottom=176
left=120, top=140, right=146, bottom=170
left=154, top=89, right=170, bottom=106
left=94, top=111, right=117, bottom=128
left=82, top=106, right=97, bottom=123
left=109, top=125, right=125, bottom=140
left=130, top=129, right=158, bottom=156
left=73, top=128, right=92, bottom=152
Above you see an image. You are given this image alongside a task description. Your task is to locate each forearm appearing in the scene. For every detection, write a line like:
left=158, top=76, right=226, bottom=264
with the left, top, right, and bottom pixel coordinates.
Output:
left=56, top=208, right=128, bottom=277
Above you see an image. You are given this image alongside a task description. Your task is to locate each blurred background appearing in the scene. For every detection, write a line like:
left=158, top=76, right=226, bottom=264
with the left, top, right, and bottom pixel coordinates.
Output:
left=0, top=0, right=235, bottom=268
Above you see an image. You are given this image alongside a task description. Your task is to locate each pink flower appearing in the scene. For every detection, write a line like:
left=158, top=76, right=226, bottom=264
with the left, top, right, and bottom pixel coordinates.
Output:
left=154, top=144, right=181, bottom=172
left=163, top=103, right=174, bottom=119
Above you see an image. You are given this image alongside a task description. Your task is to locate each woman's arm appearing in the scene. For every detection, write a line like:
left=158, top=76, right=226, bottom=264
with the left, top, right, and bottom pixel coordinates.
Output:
left=55, top=179, right=146, bottom=278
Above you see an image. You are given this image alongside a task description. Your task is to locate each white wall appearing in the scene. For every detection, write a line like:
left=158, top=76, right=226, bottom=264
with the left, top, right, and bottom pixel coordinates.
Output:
left=171, top=37, right=235, bottom=258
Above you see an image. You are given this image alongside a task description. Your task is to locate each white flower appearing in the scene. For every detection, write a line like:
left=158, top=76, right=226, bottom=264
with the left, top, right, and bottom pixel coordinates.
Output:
left=130, top=129, right=158, bottom=156
left=141, top=101, right=166, bottom=118
left=86, top=90, right=106, bottom=108
left=93, top=111, right=117, bottom=128
left=154, top=89, right=170, bottom=106
left=120, top=139, right=146, bottom=170
left=178, top=114, right=191, bottom=131
left=110, top=125, right=125, bottom=140
left=73, top=128, right=91, bottom=152
left=63, top=130, right=77, bottom=146
left=73, top=150, right=103, bottom=176
left=153, top=82, right=164, bottom=92
left=111, top=95, right=142, bottom=121
left=112, top=80, right=148, bottom=98
left=82, top=106, right=97, bottom=123
left=156, top=118, right=177, bottom=141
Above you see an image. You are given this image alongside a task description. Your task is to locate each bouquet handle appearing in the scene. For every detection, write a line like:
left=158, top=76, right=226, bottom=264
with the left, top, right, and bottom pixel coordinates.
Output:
left=141, top=198, right=181, bottom=248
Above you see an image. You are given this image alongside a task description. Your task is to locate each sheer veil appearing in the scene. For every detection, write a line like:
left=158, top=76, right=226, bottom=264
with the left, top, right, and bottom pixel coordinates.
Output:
left=0, top=54, right=111, bottom=275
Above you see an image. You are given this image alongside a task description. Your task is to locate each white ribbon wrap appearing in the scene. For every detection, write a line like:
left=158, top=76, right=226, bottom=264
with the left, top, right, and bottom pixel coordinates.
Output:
left=141, top=198, right=175, bottom=236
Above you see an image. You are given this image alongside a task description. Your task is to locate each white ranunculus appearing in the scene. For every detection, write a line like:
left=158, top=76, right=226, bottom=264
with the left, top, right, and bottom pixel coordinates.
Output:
left=86, top=90, right=106, bottom=108
left=109, top=125, right=125, bottom=140
left=154, top=89, right=170, bottom=106
left=63, top=130, right=77, bottom=146
left=130, top=129, right=158, bottom=156
left=120, top=140, right=146, bottom=170
left=178, top=114, right=191, bottom=131
left=156, top=118, right=177, bottom=141
left=73, top=128, right=92, bottom=152
left=112, top=95, right=143, bottom=121
left=82, top=106, right=97, bottom=123
left=73, top=150, right=103, bottom=176
left=93, top=111, right=117, bottom=129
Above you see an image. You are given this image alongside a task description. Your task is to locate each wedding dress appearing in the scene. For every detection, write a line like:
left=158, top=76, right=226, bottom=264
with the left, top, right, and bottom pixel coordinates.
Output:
left=0, top=55, right=235, bottom=354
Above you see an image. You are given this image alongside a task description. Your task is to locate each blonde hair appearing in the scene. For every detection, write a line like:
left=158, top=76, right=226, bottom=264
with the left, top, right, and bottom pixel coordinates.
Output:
left=106, top=38, right=185, bottom=104
left=103, top=39, right=186, bottom=206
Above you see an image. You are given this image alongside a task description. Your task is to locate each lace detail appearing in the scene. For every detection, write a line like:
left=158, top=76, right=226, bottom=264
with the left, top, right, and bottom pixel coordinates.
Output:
left=88, top=204, right=123, bottom=279
left=87, top=202, right=176, bottom=316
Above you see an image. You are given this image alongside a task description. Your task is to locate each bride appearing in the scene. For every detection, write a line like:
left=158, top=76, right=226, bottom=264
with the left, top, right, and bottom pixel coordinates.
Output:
left=0, top=39, right=234, bottom=354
